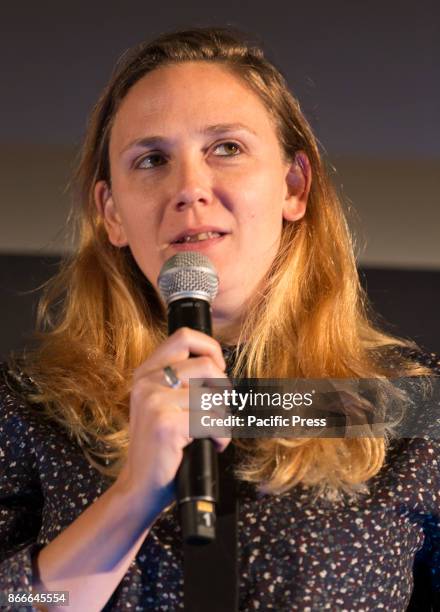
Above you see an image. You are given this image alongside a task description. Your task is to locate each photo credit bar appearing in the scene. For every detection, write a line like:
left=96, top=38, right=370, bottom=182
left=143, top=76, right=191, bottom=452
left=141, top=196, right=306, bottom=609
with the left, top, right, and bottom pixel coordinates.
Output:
left=189, top=377, right=440, bottom=439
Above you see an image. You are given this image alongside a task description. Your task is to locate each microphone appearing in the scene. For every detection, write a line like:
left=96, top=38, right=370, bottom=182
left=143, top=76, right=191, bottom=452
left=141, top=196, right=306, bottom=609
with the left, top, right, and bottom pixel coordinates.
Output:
left=158, top=252, right=219, bottom=544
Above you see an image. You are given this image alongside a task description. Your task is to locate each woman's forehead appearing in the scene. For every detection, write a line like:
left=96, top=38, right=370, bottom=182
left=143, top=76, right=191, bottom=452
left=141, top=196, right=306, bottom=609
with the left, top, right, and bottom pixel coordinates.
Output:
left=110, top=62, right=275, bottom=149
left=121, top=61, right=254, bottom=104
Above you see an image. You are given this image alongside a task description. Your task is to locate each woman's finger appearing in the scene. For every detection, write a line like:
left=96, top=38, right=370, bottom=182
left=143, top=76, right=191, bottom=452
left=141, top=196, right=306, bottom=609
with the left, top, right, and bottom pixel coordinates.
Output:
left=134, top=327, right=226, bottom=382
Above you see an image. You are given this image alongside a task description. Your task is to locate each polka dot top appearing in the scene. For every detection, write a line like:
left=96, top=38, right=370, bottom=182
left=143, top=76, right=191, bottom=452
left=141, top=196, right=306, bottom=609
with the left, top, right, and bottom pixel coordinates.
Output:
left=0, top=349, right=439, bottom=611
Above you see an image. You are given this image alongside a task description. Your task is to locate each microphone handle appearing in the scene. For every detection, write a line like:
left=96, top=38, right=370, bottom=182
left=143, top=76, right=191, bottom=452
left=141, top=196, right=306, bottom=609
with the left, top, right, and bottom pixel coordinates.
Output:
left=168, top=297, right=219, bottom=544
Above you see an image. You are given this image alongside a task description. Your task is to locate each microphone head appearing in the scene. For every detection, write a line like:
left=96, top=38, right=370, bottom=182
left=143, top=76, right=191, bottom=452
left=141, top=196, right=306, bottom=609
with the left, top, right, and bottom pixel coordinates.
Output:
left=158, top=252, right=219, bottom=305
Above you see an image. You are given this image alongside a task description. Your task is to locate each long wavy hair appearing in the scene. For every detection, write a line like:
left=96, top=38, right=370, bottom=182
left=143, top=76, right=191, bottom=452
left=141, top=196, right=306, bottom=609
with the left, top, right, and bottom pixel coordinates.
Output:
left=9, top=26, right=429, bottom=500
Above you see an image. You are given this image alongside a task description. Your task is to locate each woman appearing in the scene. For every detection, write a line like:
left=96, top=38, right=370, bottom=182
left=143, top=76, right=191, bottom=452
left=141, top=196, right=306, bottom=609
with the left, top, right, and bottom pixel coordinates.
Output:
left=1, top=26, right=439, bottom=611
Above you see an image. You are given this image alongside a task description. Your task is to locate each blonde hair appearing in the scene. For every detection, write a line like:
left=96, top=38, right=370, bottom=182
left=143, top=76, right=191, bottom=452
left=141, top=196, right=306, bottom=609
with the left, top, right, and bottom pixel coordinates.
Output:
left=9, top=26, right=429, bottom=501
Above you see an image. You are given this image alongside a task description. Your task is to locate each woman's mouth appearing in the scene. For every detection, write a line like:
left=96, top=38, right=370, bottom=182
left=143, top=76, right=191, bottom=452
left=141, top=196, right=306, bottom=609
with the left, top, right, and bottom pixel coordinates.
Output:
left=170, top=231, right=228, bottom=251
left=173, top=231, right=224, bottom=244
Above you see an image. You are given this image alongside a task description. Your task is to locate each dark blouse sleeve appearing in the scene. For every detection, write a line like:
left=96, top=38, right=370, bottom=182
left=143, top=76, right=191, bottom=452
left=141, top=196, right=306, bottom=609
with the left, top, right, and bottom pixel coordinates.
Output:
left=402, top=349, right=440, bottom=610
left=0, top=365, right=45, bottom=609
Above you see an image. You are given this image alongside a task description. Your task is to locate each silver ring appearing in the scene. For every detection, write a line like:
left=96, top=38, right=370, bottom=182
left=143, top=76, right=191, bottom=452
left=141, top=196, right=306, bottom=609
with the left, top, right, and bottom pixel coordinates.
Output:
left=163, top=365, right=182, bottom=389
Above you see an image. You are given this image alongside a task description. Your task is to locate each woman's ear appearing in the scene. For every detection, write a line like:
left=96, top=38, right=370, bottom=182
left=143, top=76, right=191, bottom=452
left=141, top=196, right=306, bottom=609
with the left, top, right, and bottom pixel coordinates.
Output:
left=94, top=180, right=128, bottom=247
left=282, top=151, right=312, bottom=222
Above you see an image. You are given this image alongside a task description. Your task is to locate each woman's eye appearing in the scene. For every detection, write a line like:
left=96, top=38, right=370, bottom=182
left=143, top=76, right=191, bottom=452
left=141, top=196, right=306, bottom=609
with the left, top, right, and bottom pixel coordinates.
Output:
left=136, top=153, right=166, bottom=170
left=213, top=141, right=242, bottom=156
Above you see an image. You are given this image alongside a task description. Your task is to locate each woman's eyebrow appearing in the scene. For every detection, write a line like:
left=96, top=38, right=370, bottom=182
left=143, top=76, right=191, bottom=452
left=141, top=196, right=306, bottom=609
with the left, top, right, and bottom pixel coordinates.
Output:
left=119, top=123, right=258, bottom=156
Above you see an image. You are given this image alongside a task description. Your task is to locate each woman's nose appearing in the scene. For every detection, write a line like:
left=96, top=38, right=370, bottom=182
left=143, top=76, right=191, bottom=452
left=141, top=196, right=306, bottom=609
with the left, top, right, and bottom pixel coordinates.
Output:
left=172, top=158, right=213, bottom=211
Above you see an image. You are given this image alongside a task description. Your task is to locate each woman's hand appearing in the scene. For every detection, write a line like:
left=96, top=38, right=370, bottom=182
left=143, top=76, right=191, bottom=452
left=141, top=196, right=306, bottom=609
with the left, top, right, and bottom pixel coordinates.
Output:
left=115, top=327, right=230, bottom=519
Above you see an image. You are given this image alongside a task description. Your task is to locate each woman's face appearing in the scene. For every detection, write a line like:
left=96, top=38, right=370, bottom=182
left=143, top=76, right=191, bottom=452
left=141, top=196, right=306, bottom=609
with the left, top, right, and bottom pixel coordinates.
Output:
left=95, top=61, right=310, bottom=338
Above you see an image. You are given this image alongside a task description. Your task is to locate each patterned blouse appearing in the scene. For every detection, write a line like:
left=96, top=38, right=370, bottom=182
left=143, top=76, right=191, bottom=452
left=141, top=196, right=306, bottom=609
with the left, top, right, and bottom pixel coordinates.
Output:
left=0, top=349, right=439, bottom=611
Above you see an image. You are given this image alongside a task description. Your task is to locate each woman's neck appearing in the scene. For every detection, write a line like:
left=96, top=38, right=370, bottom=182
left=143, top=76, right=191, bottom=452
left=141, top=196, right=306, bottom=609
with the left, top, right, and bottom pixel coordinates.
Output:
left=213, top=318, right=243, bottom=347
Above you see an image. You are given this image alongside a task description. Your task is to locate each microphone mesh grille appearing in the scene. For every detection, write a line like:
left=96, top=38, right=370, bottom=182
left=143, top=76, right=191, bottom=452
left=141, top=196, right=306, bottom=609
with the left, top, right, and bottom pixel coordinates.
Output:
left=158, top=252, right=219, bottom=305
